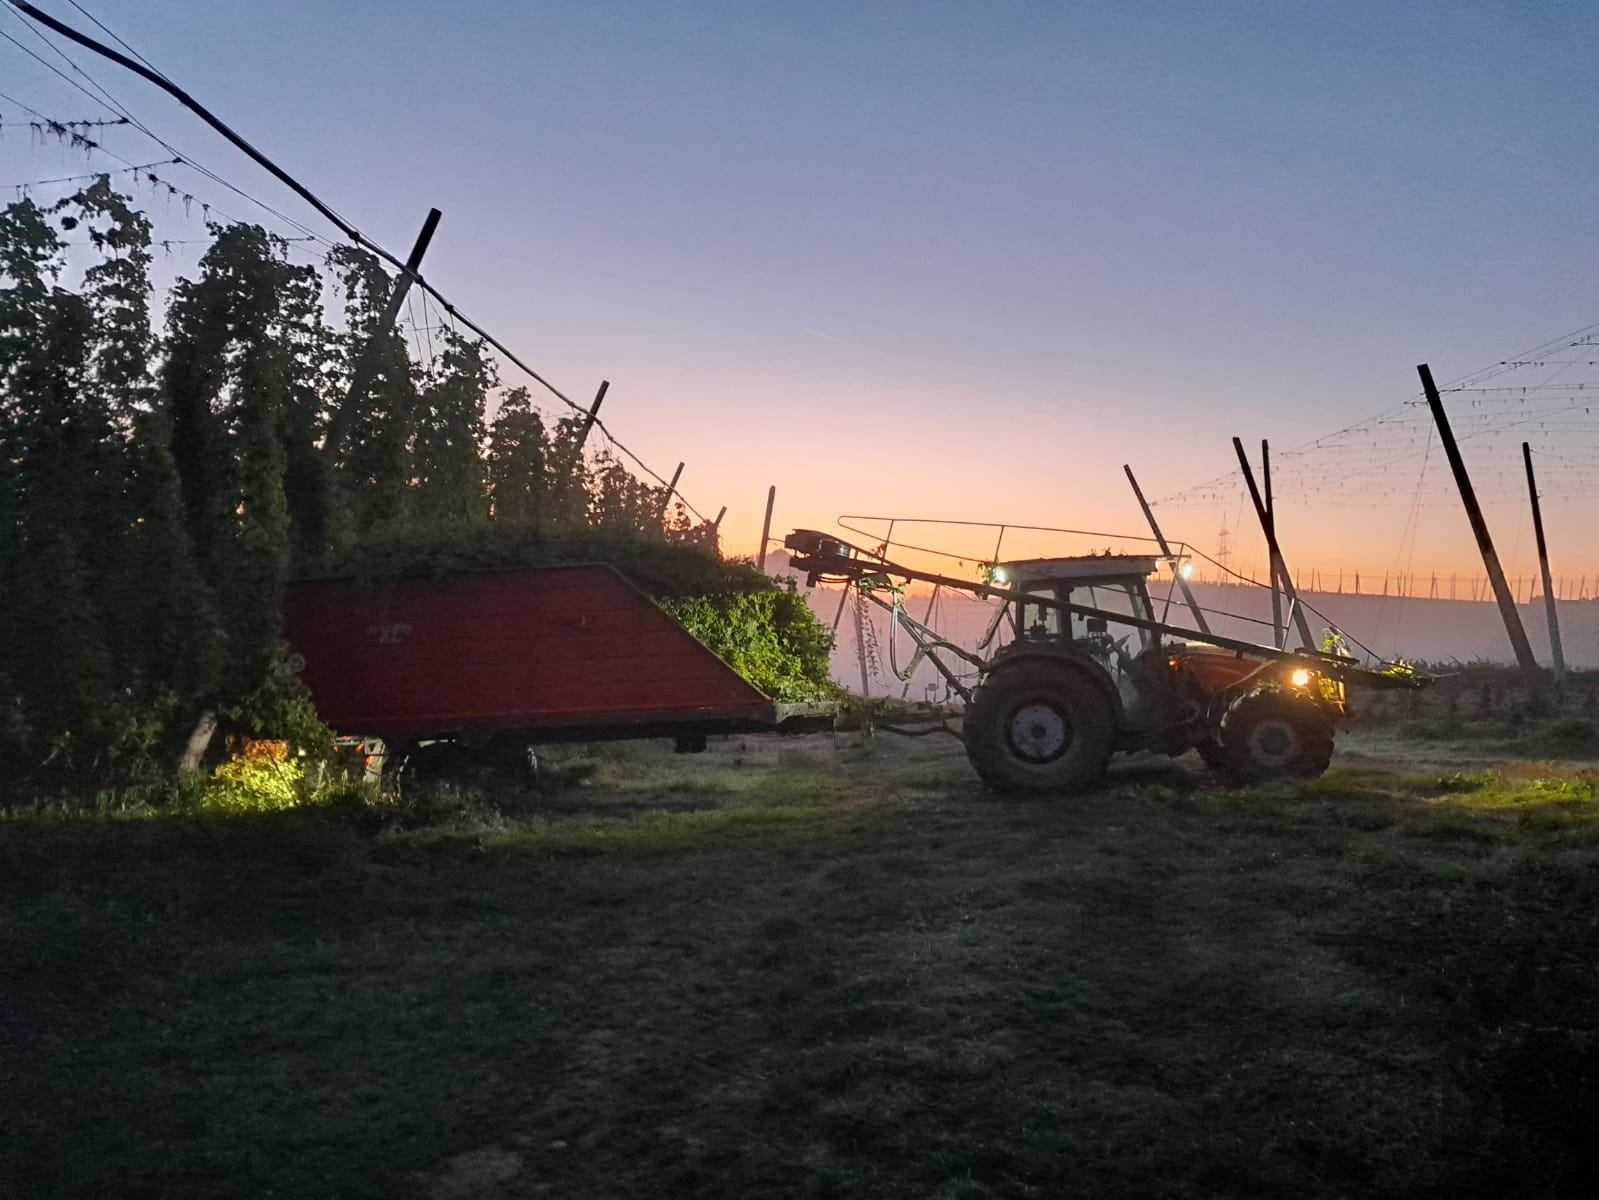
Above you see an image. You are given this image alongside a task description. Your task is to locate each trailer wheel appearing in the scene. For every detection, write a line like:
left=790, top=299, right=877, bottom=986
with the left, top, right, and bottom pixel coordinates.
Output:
left=1219, top=688, right=1334, bottom=781
left=392, top=739, right=470, bottom=779
left=392, top=738, right=537, bottom=787
left=963, top=660, right=1116, bottom=793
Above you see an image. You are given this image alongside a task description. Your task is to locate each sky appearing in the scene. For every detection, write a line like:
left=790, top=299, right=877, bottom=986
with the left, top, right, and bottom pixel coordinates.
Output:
left=3, top=0, right=1597, bottom=586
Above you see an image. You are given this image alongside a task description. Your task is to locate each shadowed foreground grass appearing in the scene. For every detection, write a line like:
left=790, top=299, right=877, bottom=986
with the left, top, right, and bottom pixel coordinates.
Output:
left=3, top=733, right=1598, bottom=1198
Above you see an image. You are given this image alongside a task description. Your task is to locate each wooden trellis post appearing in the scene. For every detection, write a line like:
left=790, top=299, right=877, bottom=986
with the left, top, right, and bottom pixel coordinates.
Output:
left=1419, top=364, right=1540, bottom=687
left=1523, top=442, right=1567, bottom=685
left=758, top=485, right=777, bottom=572
left=1124, top=464, right=1210, bottom=633
left=1232, top=438, right=1315, bottom=650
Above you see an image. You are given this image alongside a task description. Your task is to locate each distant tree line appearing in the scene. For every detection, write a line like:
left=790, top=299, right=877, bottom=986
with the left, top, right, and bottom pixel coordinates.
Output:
left=0, top=180, right=715, bottom=771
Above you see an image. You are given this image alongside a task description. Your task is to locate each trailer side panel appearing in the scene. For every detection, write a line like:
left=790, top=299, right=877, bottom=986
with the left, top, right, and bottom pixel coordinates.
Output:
left=283, top=565, right=773, bottom=742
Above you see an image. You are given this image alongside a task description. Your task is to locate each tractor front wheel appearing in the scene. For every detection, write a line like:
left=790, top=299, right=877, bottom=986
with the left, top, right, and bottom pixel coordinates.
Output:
left=963, top=661, right=1117, bottom=794
left=1218, top=688, right=1335, bottom=781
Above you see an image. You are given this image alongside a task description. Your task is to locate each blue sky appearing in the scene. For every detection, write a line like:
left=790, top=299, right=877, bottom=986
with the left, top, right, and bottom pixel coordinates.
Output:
left=3, top=1, right=1596, bottom=575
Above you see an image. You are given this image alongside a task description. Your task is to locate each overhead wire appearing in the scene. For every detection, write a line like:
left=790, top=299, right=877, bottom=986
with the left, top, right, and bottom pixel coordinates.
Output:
left=0, top=11, right=334, bottom=247
left=1382, top=426, right=1433, bottom=655
left=401, top=289, right=427, bottom=367
left=1157, top=319, right=1599, bottom=507
left=4, top=154, right=174, bottom=189
left=1, top=86, right=299, bottom=244
left=64, top=0, right=160, bottom=76
left=0, top=113, right=125, bottom=128
left=0, top=121, right=325, bottom=253
left=418, top=287, right=436, bottom=368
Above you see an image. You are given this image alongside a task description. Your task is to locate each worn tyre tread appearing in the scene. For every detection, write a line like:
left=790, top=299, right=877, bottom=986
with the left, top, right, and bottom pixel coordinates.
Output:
left=1219, top=687, right=1335, bottom=781
left=963, top=659, right=1117, bottom=794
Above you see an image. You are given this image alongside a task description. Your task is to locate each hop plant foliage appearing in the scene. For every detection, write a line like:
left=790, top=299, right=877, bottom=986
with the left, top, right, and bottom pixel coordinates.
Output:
left=661, top=586, right=840, bottom=701
left=1, top=180, right=759, bottom=777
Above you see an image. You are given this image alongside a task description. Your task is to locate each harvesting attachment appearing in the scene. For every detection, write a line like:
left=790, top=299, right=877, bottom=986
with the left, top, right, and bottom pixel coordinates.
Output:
left=785, top=526, right=1427, bottom=794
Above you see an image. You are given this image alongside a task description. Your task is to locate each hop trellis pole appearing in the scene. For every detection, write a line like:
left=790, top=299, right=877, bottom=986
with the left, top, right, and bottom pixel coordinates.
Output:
left=1419, top=363, right=1541, bottom=691
left=1522, top=442, right=1567, bottom=686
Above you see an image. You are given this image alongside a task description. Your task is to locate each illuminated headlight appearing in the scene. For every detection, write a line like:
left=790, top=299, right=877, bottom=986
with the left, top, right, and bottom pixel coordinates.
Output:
left=1290, top=668, right=1312, bottom=688
left=992, top=567, right=1008, bottom=584
left=1180, top=560, right=1194, bottom=579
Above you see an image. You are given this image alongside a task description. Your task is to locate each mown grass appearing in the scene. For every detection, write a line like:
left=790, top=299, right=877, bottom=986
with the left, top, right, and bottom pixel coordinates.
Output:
left=3, top=732, right=1598, bottom=1198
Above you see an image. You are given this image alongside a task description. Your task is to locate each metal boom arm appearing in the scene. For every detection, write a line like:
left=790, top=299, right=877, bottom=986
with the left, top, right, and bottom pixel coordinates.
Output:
left=785, top=530, right=1421, bottom=691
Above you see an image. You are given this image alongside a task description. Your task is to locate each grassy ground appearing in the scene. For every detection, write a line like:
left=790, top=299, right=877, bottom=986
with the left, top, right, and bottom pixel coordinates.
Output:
left=3, top=713, right=1598, bottom=1198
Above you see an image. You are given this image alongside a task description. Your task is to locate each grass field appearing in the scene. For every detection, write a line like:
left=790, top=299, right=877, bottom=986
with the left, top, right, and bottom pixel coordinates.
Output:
left=4, top=708, right=1598, bottom=1198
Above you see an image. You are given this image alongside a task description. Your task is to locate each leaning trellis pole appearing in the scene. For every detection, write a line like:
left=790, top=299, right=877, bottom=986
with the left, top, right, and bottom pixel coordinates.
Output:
left=567, top=380, right=609, bottom=464
left=656, top=462, right=686, bottom=522
left=1260, top=439, right=1283, bottom=644
left=326, top=208, right=441, bottom=459
left=1124, top=464, right=1210, bottom=634
left=317, top=207, right=441, bottom=547
left=1418, top=364, right=1541, bottom=686
left=1522, top=442, right=1567, bottom=686
left=1231, top=438, right=1315, bottom=650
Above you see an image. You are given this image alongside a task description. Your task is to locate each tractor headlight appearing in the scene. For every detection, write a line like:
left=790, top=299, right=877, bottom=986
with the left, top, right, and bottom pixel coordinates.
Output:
left=1290, top=668, right=1312, bottom=688
left=992, top=567, right=1008, bottom=584
left=1180, top=560, right=1194, bottom=579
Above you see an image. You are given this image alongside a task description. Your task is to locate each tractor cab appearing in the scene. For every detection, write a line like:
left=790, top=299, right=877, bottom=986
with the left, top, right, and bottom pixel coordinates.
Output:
left=994, top=554, right=1174, bottom=724
left=997, top=554, right=1163, bottom=656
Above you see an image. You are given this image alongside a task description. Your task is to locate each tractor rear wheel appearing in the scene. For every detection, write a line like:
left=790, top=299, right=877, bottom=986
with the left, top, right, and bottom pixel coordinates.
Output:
left=963, top=660, right=1117, bottom=793
left=1218, top=688, right=1335, bottom=781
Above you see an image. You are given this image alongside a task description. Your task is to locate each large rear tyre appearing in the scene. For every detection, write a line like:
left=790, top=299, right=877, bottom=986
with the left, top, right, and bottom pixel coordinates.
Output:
left=963, top=660, right=1117, bottom=793
left=1218, top=688, right=1335, bottom=781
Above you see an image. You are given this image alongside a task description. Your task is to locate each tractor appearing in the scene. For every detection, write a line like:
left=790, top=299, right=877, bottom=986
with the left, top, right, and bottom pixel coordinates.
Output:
left=784, top=529, right=1423, bottom=794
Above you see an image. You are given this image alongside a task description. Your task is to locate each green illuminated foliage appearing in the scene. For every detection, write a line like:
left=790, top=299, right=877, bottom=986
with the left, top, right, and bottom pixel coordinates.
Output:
left=203, top=739, right=304, bottom=813
left=661, top=586, right=840, bottom=701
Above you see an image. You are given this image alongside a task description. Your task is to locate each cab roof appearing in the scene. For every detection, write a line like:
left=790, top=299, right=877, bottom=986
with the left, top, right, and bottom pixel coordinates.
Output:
left=999, top=554, right=1162, bottom=583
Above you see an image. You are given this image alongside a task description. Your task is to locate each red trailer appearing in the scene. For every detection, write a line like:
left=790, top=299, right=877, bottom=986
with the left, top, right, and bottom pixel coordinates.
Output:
left=283, top=565, right=819, bottom=766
